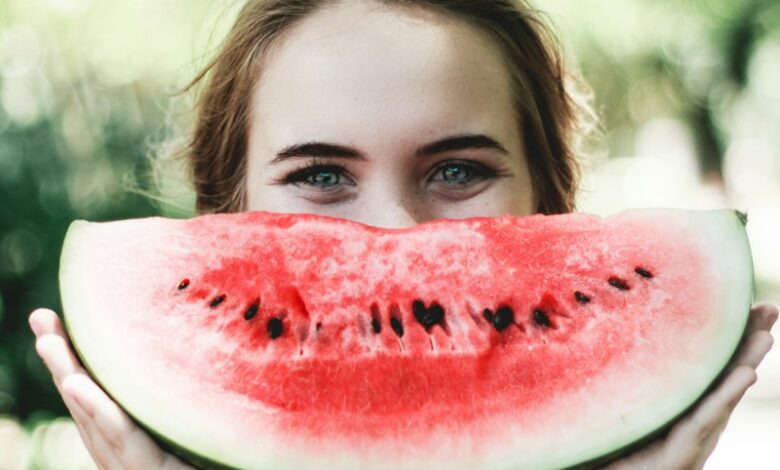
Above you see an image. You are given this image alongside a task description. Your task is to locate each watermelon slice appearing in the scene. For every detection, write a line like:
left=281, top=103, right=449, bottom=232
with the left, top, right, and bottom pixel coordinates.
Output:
left=59, top=209, right=753, bottom=470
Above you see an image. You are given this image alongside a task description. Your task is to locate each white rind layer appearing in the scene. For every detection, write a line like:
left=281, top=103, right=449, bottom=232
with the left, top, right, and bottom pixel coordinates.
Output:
left=59, top=209, right=753, bottom=470
left=524, top=209, right=753, bottom=469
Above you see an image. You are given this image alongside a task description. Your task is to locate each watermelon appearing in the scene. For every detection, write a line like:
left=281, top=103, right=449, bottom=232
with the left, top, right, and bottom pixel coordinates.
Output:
left=59, top=209, right=753, bottom=470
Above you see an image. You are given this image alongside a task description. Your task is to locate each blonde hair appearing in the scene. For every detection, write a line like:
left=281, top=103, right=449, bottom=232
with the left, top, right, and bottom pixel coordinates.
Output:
left=180, top=0, right=597, bottom=214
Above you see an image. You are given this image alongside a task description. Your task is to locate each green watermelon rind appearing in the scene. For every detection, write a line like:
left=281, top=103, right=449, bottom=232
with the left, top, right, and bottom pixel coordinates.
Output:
left=564, top=324, right=752, bottom=470
left=60, top=223, right=235, bottom=470
left=563, top=209, right=754, bottom=469
left=59, top=209, right=754, bottom=470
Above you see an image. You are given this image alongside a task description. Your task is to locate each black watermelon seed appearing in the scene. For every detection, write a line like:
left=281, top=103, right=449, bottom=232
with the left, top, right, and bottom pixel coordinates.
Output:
left=533, top=309, right=551, bottom=327
left=492, top=306, right=514, bottom=331
left=390, top=316, right=404, bottom=338
left=178, top=279, right=190, bottom=290
left=209, top=295, right=226, bottom=308
left=412, top=299, right=445, bottom=330
left=370, top=303, right=382, bottom=334
left=634, top=267, right=653, bottom=279
left=267, top=317, right=284, bottom=339
left=608, top=277, right=630, bottom=291
left=244, top=302, right=259, bottom=321
left=574, top=291, right=591, bottom=304
left=371, top=317, right=382, bottom=334
left=483, top=308, right=494, bottom=323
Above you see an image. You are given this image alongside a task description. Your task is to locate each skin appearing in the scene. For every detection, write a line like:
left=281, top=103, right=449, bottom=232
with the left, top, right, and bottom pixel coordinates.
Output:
left=245, top=1, right=533, bottom=223
left=29, top=1, right=777, bottom=469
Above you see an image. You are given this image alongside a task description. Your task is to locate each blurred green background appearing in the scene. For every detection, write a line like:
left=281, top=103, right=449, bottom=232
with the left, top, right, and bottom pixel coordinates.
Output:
left=0, top=0, right=778, bottom=468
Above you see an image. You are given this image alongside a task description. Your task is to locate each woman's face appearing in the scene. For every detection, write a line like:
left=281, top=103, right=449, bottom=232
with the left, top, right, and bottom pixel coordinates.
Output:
left=246, top=0, right=534, bottom=228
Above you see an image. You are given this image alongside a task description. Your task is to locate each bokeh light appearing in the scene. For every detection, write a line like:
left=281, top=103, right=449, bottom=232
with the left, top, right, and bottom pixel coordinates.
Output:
left=0, top=417, right=30, bottom=470
left=28, top=417, right=96, bottom=470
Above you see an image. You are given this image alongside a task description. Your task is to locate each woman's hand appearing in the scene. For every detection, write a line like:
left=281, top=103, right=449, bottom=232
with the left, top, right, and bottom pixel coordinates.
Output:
left=29, top=308, right=193, bottom=470
left=604, top=302, right=777, bottom=470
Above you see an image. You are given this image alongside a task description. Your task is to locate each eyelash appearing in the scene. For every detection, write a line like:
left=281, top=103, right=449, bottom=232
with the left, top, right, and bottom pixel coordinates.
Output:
left=283, top=158, right=354, bottom=189
left=428, top=159, right=497, bottom=185
left=282, top=158, right=498, bottom=189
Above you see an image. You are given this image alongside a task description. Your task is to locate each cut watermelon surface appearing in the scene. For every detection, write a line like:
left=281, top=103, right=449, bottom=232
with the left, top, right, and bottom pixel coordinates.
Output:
left=59, top=209, right=753, bottom=470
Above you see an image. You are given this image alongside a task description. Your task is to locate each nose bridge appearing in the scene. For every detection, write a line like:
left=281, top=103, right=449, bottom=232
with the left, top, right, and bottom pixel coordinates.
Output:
left=379, top=201, right=420, bottom=229
left=350, top=150, right=430, bottom=229
left=358, top=180, right=424, bottom=229
left=360, top=196, right=419, bottom=229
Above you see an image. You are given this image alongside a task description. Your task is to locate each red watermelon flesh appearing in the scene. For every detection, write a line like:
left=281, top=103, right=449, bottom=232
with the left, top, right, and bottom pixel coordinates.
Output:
left=59, top=209, right=752, bottom=469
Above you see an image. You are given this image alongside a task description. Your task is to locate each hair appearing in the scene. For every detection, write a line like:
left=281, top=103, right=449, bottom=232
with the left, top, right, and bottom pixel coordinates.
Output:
left=180, top=0, right=597, bottom=215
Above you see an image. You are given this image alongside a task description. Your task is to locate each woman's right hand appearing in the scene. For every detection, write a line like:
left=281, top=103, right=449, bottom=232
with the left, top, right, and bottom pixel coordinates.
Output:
left=29, top=308, right=193, bottom=470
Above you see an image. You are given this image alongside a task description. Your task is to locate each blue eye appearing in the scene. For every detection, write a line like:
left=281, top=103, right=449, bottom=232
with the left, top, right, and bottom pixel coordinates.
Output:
left=309, top=169, right=340, bottom=186
left=285, top=162, right=352, bottom=190
left=283, top=159, right=497, bottom=196
left=431, top=161, right=494, bottom=186
left=440, top=164, right=471, bottom=183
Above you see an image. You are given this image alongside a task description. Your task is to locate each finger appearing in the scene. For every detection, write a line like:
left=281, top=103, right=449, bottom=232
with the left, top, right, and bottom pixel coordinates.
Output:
left=63, top=374, right=135, bottom=454
left=724, top=303, right=777, bottom=374
left=63, top=374, right=175, bottom=470
left=662, top=366, right=756, bottom=468
left=691, top=414, right=730, bottom=470
left=671, top=366, right=755, bottom=444
left=34, top=334, right=89, bottom=389
left=730, top=330, right=774, bottom=371
left=32, top=310, right=191, bottom=469
left=29, top=308, right=68, bottom=338
left=694, top=366, right=756, bottom=435
left=747, top=303, right=779, bottom=334
left=66, top=393, right=124, bottom=470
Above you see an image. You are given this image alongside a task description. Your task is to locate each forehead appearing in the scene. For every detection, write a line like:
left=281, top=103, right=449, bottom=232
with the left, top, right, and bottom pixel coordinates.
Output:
left=251, top=0, right=518, bottom=148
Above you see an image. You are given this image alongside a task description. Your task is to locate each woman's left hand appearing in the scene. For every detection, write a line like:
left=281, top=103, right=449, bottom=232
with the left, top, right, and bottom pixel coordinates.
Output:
left=604, top=302, right=777, bottom=470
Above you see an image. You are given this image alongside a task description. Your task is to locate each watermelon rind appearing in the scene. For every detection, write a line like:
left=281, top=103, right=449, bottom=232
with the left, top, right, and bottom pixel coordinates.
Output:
left=59, top=209, right=753, bottom=470
left=558, top=209, right=753, bottom=469
left=59, top=222, right=236, bottom=469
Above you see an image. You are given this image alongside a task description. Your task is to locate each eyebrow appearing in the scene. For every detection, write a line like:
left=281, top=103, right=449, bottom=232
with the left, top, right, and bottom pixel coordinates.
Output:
left=270, top=133, right=508, bottom=164
left=416, top=134, right=508, bottom=157
left=271, top=143, right=363, bottom=164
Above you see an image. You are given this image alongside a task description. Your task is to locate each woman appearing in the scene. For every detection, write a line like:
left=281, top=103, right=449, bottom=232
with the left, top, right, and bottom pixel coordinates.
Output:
left=29, top=0, right=777, bottom=468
